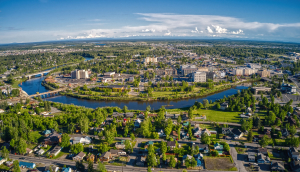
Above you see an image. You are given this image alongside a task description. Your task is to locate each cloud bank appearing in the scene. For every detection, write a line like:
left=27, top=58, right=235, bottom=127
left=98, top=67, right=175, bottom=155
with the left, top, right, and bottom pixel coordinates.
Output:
left=1, top=13, right=300, bottom=43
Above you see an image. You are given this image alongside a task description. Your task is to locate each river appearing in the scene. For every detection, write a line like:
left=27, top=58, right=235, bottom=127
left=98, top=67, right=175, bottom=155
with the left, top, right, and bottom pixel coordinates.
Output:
left=19, top=57, right=248, bottom=110
left=19, top=75, right=248, bottom=110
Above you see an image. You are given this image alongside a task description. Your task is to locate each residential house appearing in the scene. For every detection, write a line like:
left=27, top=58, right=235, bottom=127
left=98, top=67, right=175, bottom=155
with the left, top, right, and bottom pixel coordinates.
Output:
left=5, top=161, right=13, bottom=167
left=264, top=129, right=271, bottom=135
left=288, top=116, right=297, bottom=126
left=258, top=148, right=268, bottom=155
left=220, top=102, right=228, bottom=110
left=248, top=152, right=256, bottom=162
left=181, top=132, right=189, bottom=139
left=70, top=136, right=92, bottom=145
left=49, top=145, right=62, bottom=157
left=194, top=153, right=204, bottom=159
left=281, top=128, right=289, bottom=137
left=115, top=141, right=126, bottom=149
left=43, top=130, right=52, bottom=136
left=0, top=109, right=5, bottom=113
left=134, top=119, right=142, bottom=128
left=182, top=155, right=193, bottom=166
left=231, top=128, right=243, bottom=139
left=202, top=128, right=211, bottom=136
left=167, top=141, right=176, bottom=149
left=86, top=153, right=95, bottom=162
left=110, top=149, right=126, bottom=157
left=214, top=143, right=223, bottom=150
left=73, top=152, right=86, bottom=161
left=289, top=147, right=300, bottom=160
left=112, top=112, right=123, bottom=118
left=37, top=149, right=45, bottom=155
left=100, top=152, right=111, bottom=162
left=165, top=112, right=180, bottom=119
left=271, top=162, right=285, bottom=172
left=157, top=129, right=166, bottom=137
left=26, top=148, right=33, bottom=154
left=144, top=141, right=154, bottom=149
left=138, top=112, right=144, bottom=119
left=193, top=127, right=202, bottom=138
left=124, top=112, right=134, bottom=118
left=222, top=128, right=233, bottom=135
left=43, top=133, right=62, bottom=145
left=193, top=144, right=209, bottom=153
left=62, top=167, right=72, bottom=172
left=45, top=165, right=59, bottom=172
left=136, top=156, right=146, bottom=167
left=291, top=161, right=300, bottom=172
left=257, top=153, right=270, bottom=163
left=183, top=122, right=189, bottom=127
left=171, top=131, right=178, bottom=137
left=19, top=161, right=36, bottom=169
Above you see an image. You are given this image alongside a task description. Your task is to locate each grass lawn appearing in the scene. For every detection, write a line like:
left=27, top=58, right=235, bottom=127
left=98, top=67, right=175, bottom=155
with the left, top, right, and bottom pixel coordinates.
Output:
left=0, top=164, right=10, bottom=171
left=194, top=109, right=242, bottom=123
left=204, top=157, right=237, bottom=171
left=235, top=146, right=246, bottom=154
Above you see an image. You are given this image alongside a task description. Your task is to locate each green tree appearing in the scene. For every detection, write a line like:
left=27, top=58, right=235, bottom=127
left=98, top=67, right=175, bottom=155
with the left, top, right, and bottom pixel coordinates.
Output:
left=216, top=103, right=221, bottom=109
left=259, top=135, right=269, bottom=148
left=16, top=139, right=27, bottom=155
left=76, top=161, right=85, bottom=171
left=79, top=117, right=89, bottom=133
left=201, top=133, right=211, bottom=145
left=247, top=130, right=253, bottom=142
left=188, top=109, right=194, bottom=119
left=169, top=156, right=176, bottom=168
left=98, top=143, right=109, bottom=153
left=1, top=146, right=9, bottom=159
left=162, top=153, right=167, bottom=161
left=88, top=160, right=94, bottom=172
left=105, top=130, right=115, bottom=145
left=71, top=143, right=84, bottom=154
left=130, top=133, right=135, bottom=141
left=203, top=99, right=209, bottom=108
left=160, top=141, right=167, bottom=154
left=123, top=106, right=128, bottom=113
left=60, top=133, right=70, bottom=148
left=13, top=160, right=21, bottom=172
left=289, top=125, right=297, bottom=136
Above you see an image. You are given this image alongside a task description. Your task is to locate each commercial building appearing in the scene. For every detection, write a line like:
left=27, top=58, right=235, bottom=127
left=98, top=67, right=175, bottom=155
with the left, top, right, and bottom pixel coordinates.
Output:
left=192, top=71, right=206, bottom=82
left=181, top=65, right=198, bottom=76
left=71, top=69, right=90, bottom=79
left=144, top=57, right=157, bottom=64
left=233, top=68, right=243, bottom=76
left=281, top=80, right=297, bottom=94
left=257, top=69, right=270, bottom=77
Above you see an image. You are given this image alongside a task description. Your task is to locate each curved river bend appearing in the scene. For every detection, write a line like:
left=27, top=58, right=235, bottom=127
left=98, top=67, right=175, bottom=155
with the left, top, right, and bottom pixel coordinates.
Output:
left=20, top=76, right=248, bottom=110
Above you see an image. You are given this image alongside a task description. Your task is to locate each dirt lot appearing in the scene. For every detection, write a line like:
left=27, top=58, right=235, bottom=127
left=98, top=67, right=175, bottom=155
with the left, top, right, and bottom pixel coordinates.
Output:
left=204, top=157, right=236, bottom=171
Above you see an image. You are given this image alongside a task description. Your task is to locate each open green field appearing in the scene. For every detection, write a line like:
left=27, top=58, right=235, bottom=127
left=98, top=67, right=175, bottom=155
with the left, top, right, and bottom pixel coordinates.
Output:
left=204, top=157, right=237, bottom=171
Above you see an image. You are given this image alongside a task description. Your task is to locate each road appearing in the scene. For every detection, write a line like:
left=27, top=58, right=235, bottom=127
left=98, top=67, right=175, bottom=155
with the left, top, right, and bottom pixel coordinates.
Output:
left=10, top=153, right=239, bottom=172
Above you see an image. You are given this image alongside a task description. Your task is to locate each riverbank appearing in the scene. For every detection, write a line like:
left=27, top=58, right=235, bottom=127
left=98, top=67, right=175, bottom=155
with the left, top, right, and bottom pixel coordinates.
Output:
left=59, top=84, right=235, bottom=102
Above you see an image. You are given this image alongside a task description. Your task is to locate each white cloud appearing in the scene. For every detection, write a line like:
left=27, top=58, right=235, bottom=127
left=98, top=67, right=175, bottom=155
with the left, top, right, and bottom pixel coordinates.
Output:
left=1, top=13, right=300, bottom=43
left=142, top=29, right=155, bottom=33
left=207, top=26, right=213, bottom=33
left=212, top=25, right=227, bottom=33
left=232, top=29, right=244, bottom=34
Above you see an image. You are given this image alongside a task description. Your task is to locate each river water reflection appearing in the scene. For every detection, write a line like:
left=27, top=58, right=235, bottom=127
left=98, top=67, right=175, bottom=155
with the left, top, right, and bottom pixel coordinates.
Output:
left=42, top=86, right=248, bottom=110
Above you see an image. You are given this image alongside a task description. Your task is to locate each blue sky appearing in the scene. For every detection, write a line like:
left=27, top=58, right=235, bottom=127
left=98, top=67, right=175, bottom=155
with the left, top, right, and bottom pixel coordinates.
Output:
left=0, top=0, right=300, bottom=43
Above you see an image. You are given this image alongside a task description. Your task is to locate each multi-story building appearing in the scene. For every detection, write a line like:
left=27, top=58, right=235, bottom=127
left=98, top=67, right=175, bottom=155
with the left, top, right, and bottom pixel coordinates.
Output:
left=144, top=57, right=157, bottom=64
left=243, top=68, right=257, bottom=76
left=233, top=68, right=243, bottom=76
left=206, top=71, right=215, bottom=81
left=71, top=69, right=90, bottom=79
left=155, top=68, right=177, bottom=76
left=192, top=71, right=206, bottom=82
left=257, top=69, right=270, bottom=77
left=181, top=65, right=198, bottom=76
left=198, top=67, right=209, bottom=72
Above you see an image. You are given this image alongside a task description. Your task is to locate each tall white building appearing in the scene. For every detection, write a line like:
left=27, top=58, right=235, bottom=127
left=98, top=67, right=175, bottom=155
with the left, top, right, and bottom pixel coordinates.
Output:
left=71, top=69, right=89, bottom=79
left=192, top=71, right=206, bottom=82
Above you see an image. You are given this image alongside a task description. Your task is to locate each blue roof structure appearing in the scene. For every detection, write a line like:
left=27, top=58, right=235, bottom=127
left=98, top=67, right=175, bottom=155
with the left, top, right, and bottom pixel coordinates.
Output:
left=19, top=161, right=36, bottom=169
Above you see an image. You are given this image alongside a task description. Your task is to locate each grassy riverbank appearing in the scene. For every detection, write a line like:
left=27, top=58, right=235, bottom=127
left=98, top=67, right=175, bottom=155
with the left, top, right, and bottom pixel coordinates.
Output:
left=60, top=84, right=234, bottom=102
